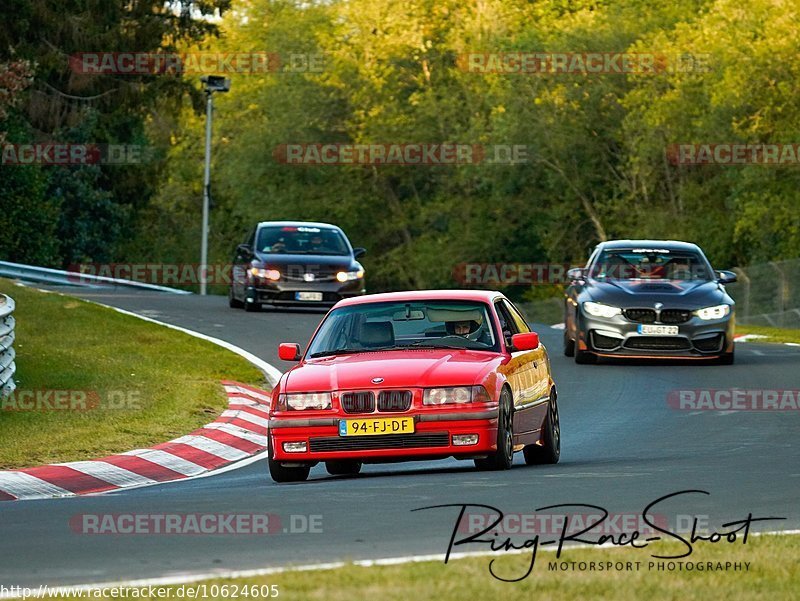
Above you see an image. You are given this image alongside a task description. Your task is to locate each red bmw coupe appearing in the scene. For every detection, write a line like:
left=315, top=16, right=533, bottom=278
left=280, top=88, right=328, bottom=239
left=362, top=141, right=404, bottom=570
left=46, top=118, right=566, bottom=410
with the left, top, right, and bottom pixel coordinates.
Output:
left=268, top=290, right=560, bottom=482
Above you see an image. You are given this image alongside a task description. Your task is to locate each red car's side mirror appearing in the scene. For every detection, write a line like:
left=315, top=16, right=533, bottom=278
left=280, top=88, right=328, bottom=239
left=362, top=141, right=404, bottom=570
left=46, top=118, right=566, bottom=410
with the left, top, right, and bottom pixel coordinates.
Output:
left=278, top=343, right=301, bottom=361
left=511, top=332, right=540, bottom=351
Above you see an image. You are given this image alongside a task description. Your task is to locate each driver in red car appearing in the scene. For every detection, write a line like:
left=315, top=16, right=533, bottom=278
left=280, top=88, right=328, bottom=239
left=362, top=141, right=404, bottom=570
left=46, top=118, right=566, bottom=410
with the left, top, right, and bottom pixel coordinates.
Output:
left=446, top=318, right=487, bottom=343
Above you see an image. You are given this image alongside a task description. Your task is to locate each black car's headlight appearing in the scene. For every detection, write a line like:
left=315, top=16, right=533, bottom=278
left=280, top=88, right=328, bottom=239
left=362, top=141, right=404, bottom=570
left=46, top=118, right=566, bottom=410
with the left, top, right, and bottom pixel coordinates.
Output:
left=694, top=304, right=731, bottom=320
left=583, top=301, right=622, bottom=318
left=336, top=269, right=364, bottom=282
left=250, top=267, right=280, bottom=281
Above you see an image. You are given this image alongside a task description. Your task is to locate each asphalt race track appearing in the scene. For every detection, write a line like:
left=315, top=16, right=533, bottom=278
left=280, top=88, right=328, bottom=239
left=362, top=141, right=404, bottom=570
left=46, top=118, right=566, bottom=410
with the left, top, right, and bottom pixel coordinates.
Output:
left=1, top=286, right=798, bottom=587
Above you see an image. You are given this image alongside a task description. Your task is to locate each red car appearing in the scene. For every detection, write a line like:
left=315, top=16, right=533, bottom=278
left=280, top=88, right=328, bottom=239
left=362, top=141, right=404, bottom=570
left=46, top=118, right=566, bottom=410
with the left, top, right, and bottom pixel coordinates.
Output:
left=268, top=290, right=560, bottom=482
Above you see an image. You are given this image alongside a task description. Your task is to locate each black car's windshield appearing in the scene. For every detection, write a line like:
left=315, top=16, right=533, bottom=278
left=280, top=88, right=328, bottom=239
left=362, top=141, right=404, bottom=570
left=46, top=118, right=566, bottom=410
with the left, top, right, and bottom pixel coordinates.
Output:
left=307, top=300, right=499, bottom=357
left=256, top=225, right=350, bottom=255
left=589, top=249, right=712, bottom=281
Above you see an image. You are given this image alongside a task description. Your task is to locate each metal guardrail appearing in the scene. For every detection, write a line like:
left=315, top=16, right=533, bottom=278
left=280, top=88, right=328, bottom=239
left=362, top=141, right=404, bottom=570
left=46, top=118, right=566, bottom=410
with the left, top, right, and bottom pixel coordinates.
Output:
left=0, top=261, right=191, bottom=295
left=0, top=295, right=16, bottom=398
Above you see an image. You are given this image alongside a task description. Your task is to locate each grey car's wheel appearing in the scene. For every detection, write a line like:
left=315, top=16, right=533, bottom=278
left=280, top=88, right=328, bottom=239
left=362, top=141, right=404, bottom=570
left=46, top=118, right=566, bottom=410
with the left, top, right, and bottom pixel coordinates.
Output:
left=563, top=330, right=575, bottom=357
left=244, top=299, right=261, bottom=312
left=325, top=460, right=362, bottom=476
left=475, top=388, right=514, bottom=471
left=228, top=287, right=244, bottom=308
left=575, top=347, right=597, bottom=364
left=524, top=389, right=560, bottom=465
left=717, top=348, right=735, bottom=365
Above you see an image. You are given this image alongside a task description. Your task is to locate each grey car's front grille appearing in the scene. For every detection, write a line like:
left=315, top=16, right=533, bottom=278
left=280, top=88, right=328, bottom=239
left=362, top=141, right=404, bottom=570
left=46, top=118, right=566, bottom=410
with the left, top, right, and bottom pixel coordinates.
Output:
left=624, top=337, right=692, bottom=351
left=623, top=308, right=692, bottom=324
left=660, top=309, right=692, bottom=324
left=591, top=332, right=622, bottom=351
left=693, top=334, right=724, bottom=353
left=624, top=308, right=656, bottom=323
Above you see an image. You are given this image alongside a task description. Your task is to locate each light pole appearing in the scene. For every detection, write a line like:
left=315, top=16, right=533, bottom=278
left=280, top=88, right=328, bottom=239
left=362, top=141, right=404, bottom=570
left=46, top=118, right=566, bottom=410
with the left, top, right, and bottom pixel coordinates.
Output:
left=199, top=75, right=230, bottom=295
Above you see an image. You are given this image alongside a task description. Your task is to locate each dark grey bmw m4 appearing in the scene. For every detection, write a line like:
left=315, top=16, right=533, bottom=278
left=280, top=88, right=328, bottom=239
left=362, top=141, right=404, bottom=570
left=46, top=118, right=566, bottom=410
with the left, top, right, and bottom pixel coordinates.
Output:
left=563, top=240, right=737, bottom=365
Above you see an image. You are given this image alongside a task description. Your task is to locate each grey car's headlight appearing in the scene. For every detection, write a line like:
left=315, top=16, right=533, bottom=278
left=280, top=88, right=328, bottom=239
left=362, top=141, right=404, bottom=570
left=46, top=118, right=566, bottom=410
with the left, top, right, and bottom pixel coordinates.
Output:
left=279, top=392, right=332, bottom=410
left=694, top=304, right=731, bottom=320
left=423, top=386, right=491, bottom=405
left=583, top=301, right=622, bottom=318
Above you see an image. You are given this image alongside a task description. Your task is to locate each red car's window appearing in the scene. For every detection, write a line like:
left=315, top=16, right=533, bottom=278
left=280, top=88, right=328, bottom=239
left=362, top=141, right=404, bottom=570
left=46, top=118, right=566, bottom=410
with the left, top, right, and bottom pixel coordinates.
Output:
left=306, top=301, right=500, bottom=358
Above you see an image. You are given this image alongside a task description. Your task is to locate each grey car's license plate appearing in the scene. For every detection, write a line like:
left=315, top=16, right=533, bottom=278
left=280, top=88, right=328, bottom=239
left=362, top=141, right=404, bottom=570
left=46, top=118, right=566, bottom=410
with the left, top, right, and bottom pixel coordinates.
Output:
left=637, top=324, right=679, bottom=336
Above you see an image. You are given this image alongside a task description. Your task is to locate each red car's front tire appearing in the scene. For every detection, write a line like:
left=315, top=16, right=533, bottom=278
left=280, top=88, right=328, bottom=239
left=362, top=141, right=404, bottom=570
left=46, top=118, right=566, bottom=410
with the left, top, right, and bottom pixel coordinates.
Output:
left=474, top=387, right=514, bottom=471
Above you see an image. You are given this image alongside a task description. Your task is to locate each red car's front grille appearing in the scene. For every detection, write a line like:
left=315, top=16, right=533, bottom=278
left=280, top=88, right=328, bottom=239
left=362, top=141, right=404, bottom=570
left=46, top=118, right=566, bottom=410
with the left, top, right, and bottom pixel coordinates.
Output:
left=377, top=390, right=412, bottom=412
left=309, top=433, right=449, bottom=452
left=340, top=391, right=375, bottom=414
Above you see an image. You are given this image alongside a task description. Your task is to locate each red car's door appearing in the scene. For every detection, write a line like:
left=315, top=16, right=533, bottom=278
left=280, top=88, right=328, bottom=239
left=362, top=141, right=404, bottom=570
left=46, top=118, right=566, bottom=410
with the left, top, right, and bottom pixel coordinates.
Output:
left=496, top=300, right=549, bottom=440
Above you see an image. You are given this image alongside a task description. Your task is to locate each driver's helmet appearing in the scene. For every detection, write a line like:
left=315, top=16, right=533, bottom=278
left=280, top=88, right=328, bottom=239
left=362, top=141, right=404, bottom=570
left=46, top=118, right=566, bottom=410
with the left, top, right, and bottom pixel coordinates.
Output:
left=445, top=318, right=482, bottom=340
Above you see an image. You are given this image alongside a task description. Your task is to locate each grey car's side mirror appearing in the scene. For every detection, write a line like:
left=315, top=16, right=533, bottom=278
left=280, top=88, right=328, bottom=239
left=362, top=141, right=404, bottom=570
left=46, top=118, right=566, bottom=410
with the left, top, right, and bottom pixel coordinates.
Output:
left=353, top=247, right=367, bottom=259
left=716, top=270, right=737, bottom=284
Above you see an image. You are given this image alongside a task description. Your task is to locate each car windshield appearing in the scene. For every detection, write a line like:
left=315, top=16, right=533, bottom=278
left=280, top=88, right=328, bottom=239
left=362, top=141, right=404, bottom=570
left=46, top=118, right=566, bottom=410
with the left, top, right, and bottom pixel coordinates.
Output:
left=589, top=249, right=712, bottom=281
left=256, top=225, right=350, bottom=255
left=306, top=300, right=499, bottom=357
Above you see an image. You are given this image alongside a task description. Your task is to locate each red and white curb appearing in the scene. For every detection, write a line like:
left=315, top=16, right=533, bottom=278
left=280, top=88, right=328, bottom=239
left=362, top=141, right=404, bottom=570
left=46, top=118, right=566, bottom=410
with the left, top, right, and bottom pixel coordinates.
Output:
left=0, top=381, right=269, bottom=502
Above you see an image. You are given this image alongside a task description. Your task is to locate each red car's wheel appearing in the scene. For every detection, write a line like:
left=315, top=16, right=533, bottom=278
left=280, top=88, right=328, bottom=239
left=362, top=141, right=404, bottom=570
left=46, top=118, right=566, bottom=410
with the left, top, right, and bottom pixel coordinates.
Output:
left=325, top=460, right=362, bottom=476
left=474, top=387, right=514, bottom=471
left=268, top=437, right=310, bottom=483
left=524, top=388, right=560, bottom=465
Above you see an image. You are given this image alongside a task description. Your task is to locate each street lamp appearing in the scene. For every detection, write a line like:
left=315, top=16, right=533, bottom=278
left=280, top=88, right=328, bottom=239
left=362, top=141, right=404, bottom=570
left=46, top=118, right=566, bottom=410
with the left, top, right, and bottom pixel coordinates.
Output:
left=199, top=75, right=230, bottom=296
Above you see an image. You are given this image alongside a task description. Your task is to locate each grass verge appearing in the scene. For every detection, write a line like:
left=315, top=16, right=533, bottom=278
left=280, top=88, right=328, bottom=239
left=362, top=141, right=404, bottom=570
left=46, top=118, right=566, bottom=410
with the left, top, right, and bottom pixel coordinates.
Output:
left=54, top=534, right=799, bottom=600
left=736, top=324, right=800, bottom=345
left=0, top=279, right=266, bottom=469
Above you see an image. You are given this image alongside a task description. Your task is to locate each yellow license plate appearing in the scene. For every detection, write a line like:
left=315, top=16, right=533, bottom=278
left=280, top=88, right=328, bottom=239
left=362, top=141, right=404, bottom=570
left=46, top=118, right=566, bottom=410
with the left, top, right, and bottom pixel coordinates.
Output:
left=338, top=417, right=415, bottom=437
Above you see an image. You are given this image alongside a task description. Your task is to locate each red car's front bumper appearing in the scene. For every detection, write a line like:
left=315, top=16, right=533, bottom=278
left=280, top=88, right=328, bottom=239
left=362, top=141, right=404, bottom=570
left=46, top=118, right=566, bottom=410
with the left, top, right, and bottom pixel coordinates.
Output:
left=269, top=408, right=499, bottom=463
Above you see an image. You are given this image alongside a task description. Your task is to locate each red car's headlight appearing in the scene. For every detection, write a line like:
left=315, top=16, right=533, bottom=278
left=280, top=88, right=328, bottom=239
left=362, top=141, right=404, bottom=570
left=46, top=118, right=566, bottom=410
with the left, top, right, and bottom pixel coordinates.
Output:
left=277, top=392, right=332, bottom=411
left=423, top=386, right=491, bottom=405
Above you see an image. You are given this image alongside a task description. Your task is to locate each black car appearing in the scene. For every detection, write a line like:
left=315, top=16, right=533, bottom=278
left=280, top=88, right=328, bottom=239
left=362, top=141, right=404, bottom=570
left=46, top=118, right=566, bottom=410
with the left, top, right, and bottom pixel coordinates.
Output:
left=563, top=240, right=737, bottom=364
left=229, top=221, right=366, bottom=310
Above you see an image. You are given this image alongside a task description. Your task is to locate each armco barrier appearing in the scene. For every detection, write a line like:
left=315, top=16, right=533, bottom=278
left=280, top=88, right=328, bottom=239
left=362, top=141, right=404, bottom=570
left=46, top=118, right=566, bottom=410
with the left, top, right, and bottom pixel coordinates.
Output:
left=0, top=295, right=16, bottom=397
left=0, top=260, right=191, bottom=295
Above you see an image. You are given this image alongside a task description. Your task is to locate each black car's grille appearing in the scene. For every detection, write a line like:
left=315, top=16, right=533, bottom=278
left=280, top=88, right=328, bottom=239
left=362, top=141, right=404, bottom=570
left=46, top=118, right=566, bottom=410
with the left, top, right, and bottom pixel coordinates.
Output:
left=624, top=337, right=692, bottom=351
left=282, top=265, right=342, bottom=283
left=309, top=433, right=449, bottom=452
left=660, top=309, right=692, bottom=324
left=591, top=332, right=622, bottom=351
left=693, top=334, right=724, bottom=353
left=624, top=308, right=656, bottom=323
left=377, top=390, right=412, bottom=412
left=340, top=391, right=375, bottom=414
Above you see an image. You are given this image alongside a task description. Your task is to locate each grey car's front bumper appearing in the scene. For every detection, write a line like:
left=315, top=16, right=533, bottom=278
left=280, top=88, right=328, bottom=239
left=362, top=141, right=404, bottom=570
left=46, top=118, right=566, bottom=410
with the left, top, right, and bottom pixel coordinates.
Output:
left=576, top=311, right=734, bottom=357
